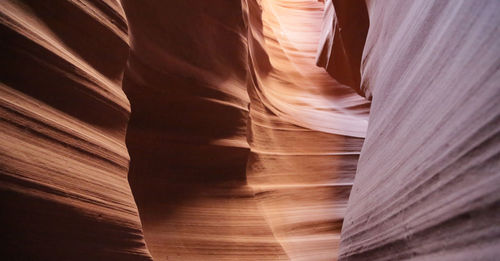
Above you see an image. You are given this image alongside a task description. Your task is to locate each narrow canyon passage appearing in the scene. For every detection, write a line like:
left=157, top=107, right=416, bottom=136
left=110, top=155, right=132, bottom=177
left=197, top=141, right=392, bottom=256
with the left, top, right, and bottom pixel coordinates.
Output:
left=244, top=0, right=368, bottom=259
left=121, top=0, right=366, bottom=259
left=1, top=0, right=499, bottom=260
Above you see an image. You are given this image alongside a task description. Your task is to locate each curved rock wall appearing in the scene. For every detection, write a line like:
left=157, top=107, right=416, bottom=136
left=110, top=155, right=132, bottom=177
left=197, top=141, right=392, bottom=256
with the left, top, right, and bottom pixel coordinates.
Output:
left=246, top=86, right=364, bottom=260
left=0, top=0, right=151, bottom=260
left=318, top=0, right=500, bottom=260
left=244, top=0, right=369, bottom=137
left=3, top=0, right=498, bottom=260
left=121, top=1, right=287, bottom=260
left=243, top=0, right=369, bottom=260
left=121, top=0, right=370, bottom=260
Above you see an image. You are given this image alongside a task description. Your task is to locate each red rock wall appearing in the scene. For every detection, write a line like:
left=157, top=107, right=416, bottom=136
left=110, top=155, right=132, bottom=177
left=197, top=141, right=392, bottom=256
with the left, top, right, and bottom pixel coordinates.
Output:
left=0, top=0, right=151, bottom=260
left=3, top=0, right=498, bottom=260
left=121, top=0, right=369, bottom=260
left=318, top=0, right=500, bottom=260
left=0, top=0, right=368, bottom=260
left=120, top=1, right=287, bottom=260
left=243, top=0, right=369, bottom=259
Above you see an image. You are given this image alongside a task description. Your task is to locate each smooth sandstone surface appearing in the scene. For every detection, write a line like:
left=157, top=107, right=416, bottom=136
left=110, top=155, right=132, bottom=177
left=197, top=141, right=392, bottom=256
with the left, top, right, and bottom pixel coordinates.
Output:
left=121, top=0, right=368, bottom=260
left=244, top=0, right=368, bottom=259
left=318, top=0, right=500, bottom=260
left=121, top=0, right=286, bottom=260
left=2, top=0, right=499, bottom=260
left=245, top=0, right=369, bottom=137
left=1, top=0, right=151, bottom=260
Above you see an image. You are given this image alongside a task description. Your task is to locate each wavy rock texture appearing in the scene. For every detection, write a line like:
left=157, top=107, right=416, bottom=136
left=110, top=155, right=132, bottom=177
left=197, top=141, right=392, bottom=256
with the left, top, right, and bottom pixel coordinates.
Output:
left=0, top=0, right=151, bottom=260
left=246, top=86, right=364, bottom=260
left=121, top=0, right=369, bottom=260
left=2, top=0, right=366, bottom=260
left=243, top=0, right=369, bottom=260
left=121, top=1, right=287, bottom=260
left=244, top=0, right=369, bottom=137
left=4, top=0, right=498, bottom=260
left=318, top=1, right=500, bottom=260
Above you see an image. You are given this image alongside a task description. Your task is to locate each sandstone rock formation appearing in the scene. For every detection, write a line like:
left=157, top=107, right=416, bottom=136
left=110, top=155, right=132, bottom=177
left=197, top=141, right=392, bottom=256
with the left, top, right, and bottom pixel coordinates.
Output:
left=1, top=0, right=499, bottom=260
left=121, top=1, right=287, bottom=260
left=318, top=0, right=500, bottom=260
left=243, top=0, right=369, bottom=259
left=1, top=0, right=151, bottom=260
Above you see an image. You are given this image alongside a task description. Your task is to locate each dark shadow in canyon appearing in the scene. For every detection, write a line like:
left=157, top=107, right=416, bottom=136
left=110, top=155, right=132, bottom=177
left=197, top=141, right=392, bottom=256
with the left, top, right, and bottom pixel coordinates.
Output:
left=120, top=0, right=285, bottom=259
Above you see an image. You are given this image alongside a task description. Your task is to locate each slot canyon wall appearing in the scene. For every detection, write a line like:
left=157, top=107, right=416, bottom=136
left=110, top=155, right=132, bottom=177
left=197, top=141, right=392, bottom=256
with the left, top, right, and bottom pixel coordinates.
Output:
left=243, top=0, right=369, bottom=259
left=121, top=0, right=287, bottom=260
left=0, top=0, right=151, bottom=260
left=1, top=0, right=499, bottom=261
left=122, top=0, right=368, bottom=259
left=317, top=0, right=500, bottom=260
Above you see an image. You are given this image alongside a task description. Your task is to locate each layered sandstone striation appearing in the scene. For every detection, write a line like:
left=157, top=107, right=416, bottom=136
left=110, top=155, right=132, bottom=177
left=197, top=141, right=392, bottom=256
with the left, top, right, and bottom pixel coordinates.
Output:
left=243, top=0, right=369, bottom=259
left=0, top=0, right=151, bottom=259
left=318, top=0, right=500, bottom=260
left=120, top=0, right=369, bottom=259
left=121, top=0, right=286, bottom=260
left=2, top=0, right=499, bottom=260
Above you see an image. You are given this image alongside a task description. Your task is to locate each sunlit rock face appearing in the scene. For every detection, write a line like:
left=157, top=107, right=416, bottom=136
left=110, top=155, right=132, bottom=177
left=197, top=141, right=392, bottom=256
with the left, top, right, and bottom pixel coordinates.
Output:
left=243, top=0, right=369, bottom=260
left=0, top=0, right=151, bottom=260
left=319, top=1, right=500, bottom=260
left=244, top=0, right=369, bottom=137
left=246, top=86, right=364, bottom=260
